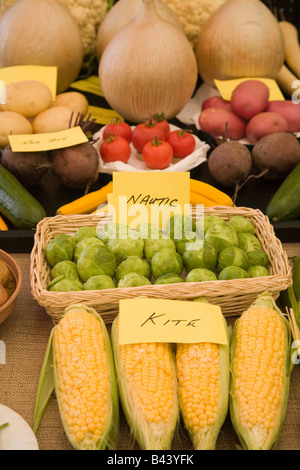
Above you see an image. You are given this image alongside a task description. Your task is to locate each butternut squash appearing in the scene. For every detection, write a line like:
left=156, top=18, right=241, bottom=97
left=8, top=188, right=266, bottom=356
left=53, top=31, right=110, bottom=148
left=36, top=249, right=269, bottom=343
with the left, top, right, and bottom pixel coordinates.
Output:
left=279, top=21, right=300, bottom=79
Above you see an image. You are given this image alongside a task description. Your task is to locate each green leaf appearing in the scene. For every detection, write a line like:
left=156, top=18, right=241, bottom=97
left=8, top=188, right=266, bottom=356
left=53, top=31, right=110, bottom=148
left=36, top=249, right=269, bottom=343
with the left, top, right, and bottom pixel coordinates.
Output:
left=33, top=329, right=55, bottom=434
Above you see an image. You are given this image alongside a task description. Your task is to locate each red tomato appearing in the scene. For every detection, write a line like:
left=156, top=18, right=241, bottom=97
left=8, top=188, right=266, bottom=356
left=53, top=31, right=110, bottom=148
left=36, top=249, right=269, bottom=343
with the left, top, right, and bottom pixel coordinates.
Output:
left=150, top=113, right=170, bottom=135
left=103, top=119, right=132, bottom=142
left=142, top=137, right=174, bottom=169
left=165, top=130, right=196, bottom=158
left=132, top=121, right=166, bottom=153
left=100, top=133, right=131, bottom=163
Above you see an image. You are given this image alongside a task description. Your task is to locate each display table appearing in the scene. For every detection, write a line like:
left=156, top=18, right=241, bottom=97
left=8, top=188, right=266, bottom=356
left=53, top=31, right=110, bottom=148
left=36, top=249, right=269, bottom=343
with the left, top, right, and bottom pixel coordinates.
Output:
left=1, top=245, right=300, bottom=451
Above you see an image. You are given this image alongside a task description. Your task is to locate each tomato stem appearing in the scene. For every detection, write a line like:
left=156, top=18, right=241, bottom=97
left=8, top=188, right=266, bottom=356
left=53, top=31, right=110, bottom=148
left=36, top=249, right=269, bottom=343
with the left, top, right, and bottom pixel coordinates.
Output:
left=104, top=132, right=118, bottom=143
left=0, top=423, right=8, bottom=430
left=151, top=135, right=163, bottom=146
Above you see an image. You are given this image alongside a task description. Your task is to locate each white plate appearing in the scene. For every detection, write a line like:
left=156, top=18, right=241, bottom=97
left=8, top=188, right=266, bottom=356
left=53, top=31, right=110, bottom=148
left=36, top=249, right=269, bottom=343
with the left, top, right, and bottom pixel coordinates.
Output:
left=0, top=405, right=39, bottom=450
left=93, top=124, right=210, bottom=174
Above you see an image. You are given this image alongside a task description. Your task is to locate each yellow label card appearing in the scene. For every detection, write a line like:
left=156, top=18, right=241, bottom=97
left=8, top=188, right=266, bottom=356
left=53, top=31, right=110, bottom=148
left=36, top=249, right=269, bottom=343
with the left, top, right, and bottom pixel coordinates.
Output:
left=214, top=77, right=285, bottom=102
left=108, top=172, right=191, bottom=229
left=8, top=126, right=89, bottom=152
left=0, top=65, right=57, bottom=100
left=118, top=298, right=228, bottom=345
left=71, top=75, right=104, bottom=97
left=88, top=105, right=123, bottom=125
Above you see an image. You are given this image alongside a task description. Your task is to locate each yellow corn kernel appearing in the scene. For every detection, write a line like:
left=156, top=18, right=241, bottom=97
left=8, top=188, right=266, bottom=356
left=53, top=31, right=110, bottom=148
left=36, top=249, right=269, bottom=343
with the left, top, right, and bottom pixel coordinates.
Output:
left=176, top=339, right=229, bottom=450
left=112, top=316, right=179, bottom=450
left=231, top=306, right=287, bottom=450
left=53, top=308, right=114, bottom=450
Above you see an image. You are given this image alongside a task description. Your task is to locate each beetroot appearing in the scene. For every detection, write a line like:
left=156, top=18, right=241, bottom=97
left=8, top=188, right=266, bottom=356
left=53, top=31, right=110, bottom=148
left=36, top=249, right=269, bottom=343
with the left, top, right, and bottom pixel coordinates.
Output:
left=0, top=146, right=49, bottom=186
left=50, top=142, right=100, bottom=191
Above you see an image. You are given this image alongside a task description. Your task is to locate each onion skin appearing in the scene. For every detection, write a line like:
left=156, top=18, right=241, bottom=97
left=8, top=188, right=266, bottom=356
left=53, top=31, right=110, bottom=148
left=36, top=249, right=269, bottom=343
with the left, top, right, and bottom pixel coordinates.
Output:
left=195, top=0, right=285, bottom=87
left=99, top=0, right=198, bottom=123
left=0, top=0, right=84, bottom=93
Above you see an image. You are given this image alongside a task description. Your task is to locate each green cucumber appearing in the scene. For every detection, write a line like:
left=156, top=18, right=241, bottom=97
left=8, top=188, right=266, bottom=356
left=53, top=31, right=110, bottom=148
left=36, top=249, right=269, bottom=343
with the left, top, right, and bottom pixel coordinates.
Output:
left=265, top=162, right=300, bottom=222
left=0, top=164, right=46, bottom=229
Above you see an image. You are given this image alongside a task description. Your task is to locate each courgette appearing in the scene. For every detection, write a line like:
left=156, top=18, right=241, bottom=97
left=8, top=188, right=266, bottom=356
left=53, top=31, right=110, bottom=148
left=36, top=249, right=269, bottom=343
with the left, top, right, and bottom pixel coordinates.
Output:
left=0, top=164, right=46, bottom=229
left=265, top=162, right=300, bottom=222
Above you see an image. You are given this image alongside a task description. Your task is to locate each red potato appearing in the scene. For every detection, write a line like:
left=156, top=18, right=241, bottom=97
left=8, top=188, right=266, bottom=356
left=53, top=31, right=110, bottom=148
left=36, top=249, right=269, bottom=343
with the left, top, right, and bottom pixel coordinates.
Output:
left=246, top=112, right=289, bottom=144
left=231, top=80, right=270, bottom=120
left=198, top=107, right=246, bottom=140
left=266, top=100, right=300, bottom=133
left=201, top=96, right=233, bottom=112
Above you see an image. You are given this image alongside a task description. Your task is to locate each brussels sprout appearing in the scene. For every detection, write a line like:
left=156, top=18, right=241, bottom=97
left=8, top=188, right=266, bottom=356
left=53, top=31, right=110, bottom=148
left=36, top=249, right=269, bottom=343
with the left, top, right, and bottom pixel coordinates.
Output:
left=165, top=214, right=196, bottom=240
left=50, top=260, right=79, bottom=281
left=144, top=237, right=176, bottom=262
left=74, top=226, right=98, bottom=243
left=154, top=273, right=184, bottom=284
left=182, top=241, right=217, bottom=272
left=98, top=223, right=138, bottom=241
left=136, top=223, right=160, bottom=240
left=77, top=244, right=116, bottom=281
left=217, top=247, right=249, bottom=273
left=47, top=276, right=82, bottom=292
left=196, top=215, right=225, bottom=237
left=44, top=235, right=76, bottom=268
left=227, top=216, right=255, bottom=234
left=106, top=238, right=144, bottom=265
left=185, top=268, right=217, bottom=282
left=175, top=231, right=201, bottom=255
left=83, top=275, right=116, bottom=290
left=247, top=265, right=270, bottom=278
left=205, top=223, right=238, bottom=253
left=74, top=237, right=105, bottom=262
left=151, top=248, right=183, bottom=279
left=117, top=272, right=152, bottom=288
left=248, top=250, right=270, bottom=268
left=218, top=266, right=249, bottom=280
left=115, top=256, right=151, bottom=284
left=237, top=232, right=262, bottom=253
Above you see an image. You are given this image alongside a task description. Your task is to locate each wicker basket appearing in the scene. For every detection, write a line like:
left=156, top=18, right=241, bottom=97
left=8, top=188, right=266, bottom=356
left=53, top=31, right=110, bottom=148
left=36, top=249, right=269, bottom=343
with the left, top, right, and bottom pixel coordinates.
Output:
left=30, top=206, right=292, bottom=324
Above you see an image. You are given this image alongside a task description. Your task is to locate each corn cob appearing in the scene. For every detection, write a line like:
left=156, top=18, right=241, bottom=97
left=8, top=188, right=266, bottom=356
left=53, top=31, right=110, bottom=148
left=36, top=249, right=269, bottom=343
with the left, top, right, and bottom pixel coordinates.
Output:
left=230, top=292, right=292, bottom=450
left=34, top=304, right=119, bottom=450
left=111, top=315, right=179, bottom=450
left=175, top=302, right=230, bottom=450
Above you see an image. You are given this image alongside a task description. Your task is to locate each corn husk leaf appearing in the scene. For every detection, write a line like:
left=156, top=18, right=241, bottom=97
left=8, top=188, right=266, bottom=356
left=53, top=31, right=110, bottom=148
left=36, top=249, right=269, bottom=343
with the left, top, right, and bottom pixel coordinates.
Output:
left=111, top=315, right=179, bottom=450
left=230, top=291, right=292, bottom=450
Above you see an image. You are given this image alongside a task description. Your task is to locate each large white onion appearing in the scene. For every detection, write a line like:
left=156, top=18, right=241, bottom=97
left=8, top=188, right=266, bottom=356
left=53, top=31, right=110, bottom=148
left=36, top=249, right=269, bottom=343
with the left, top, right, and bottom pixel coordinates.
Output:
left=96, top=0, right=183, bottom=61
left=0, top=0, right=84, bottom=93
left=195, top=0, right=285, bottom=87
left=98, top=0, right=198, bottom=124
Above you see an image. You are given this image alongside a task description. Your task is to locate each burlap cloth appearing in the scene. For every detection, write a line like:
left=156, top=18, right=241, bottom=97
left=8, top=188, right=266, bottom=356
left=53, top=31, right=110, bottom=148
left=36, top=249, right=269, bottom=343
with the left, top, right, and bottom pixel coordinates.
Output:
left=1, top=244, right=300, bottom=451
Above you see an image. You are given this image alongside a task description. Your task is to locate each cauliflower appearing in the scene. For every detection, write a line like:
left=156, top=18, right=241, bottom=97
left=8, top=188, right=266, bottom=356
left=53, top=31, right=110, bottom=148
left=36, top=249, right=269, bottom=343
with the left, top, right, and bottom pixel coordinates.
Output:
left=161, top=0, right=226, bottom=47
left=0, top=0, right=111, bottom=56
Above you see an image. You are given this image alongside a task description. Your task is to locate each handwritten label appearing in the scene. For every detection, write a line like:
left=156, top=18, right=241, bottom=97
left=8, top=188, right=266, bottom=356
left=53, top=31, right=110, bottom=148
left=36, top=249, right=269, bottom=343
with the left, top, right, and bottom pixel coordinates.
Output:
left=88, top=105, right=123, bottom=125
left=214, top=77, right=285, bottom=102
left=0, top=65, right=57, bottom=100
left=107, top=172, right=190, bottom=229
left=71, top=75, right=104, bottom=97
left=118, top=298, right=228, bottom=345
left=8, top=126, right=88, bottom=152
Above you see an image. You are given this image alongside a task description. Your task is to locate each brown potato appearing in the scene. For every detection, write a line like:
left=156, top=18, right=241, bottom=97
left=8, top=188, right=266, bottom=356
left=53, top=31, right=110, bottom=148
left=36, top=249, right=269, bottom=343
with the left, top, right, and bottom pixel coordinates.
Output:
left=0, top=111, right=33, bottom=148
left=51, top=91, right=89, bottom=117
left=2, top=80, right=53, bottom=118
left=0, top=259, right=10, bottom=286
left=0, top=284, right=8, bottom=307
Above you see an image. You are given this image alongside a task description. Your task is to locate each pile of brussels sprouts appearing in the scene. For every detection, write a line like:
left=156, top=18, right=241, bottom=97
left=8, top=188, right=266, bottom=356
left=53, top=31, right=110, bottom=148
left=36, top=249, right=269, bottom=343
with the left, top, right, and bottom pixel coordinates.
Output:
left=44, top=214, right=271, bottom=292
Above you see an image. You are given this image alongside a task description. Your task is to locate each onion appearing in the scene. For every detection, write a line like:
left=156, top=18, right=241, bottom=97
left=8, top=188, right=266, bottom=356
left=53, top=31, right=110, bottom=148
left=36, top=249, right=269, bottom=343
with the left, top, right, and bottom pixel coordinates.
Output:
left=98, top=0, right=198, bottom=123
left=96, top=0, right=183, bottom=60
left=0, top=0, right=84, bottom=93
left=195, top=0, right=285, bottom=87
